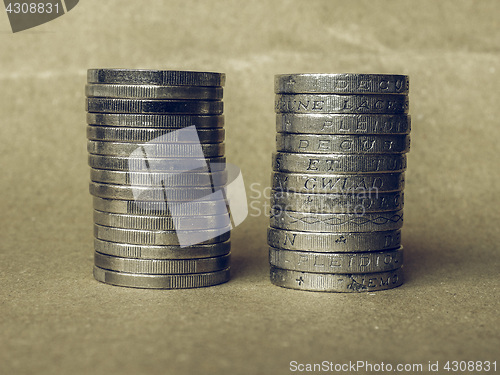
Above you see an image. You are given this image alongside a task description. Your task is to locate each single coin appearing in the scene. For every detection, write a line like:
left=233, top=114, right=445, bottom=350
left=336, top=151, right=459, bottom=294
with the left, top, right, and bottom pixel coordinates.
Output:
left=272, top=172, right=405, bottom=193
left=270, top=209, right=403, bottom=232
left=93, top=210, right=230, bottom=230
left=87, top=113, right=224, bottom=128
left=270, top=266, right=403, bottom=292
left=270, top=190, right=403, bottom=213
left=273, top=152, right=407, bottom=174
left=88, top=155, right=225, bottom=172
left=93, top=197, right=229, bottom=216
left=275, top=74, right=409, bottom=94
left=269, top=247, right=403, bottom=273
left=90, top=169, right=227, bottom=187
left=275, top=94, right=408, bottom=114
left=89, top=182, right=227, bottom=201
left=267, top=228, right=402, bottom=252
left=93, top=266, right=230, bottom=289
left=88, top=141, right=225, bottom=157
left=87, top=126, right=225, bottom=143
left=94, top=238, right=231, bottom=259
left=87, top=69, right=225, bottom=87
left=94, top=224, right=231, bottom=246
left=276, top=134, right=410, bottom=154
left=87, top=98, right=223, bottom=115
left=277, top=114, right=410, bottom=135
left=94, top=252, right=230, bottom=274
left=86, top=84, right=223, bottom=100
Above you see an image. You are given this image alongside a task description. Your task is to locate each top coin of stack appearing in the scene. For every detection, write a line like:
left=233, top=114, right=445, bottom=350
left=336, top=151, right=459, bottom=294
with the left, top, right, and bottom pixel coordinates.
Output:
left=270, top=73, right=410, bottom=292
left=86, top=69, right=231, bottom=289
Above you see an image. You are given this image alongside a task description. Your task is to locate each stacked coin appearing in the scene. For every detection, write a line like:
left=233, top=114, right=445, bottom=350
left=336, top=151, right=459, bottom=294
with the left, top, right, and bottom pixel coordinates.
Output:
left=269, top=73, right=410, bottom=292
left=86, top=69, right=231, bottom=289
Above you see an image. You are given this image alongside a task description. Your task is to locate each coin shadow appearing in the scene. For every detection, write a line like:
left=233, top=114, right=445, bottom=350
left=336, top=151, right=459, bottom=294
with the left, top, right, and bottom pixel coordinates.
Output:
left=227, top=223, right=269, bottom=281
left=229, top=248, right=269, bottom=281
left=402, top=233, right=479, bottom=286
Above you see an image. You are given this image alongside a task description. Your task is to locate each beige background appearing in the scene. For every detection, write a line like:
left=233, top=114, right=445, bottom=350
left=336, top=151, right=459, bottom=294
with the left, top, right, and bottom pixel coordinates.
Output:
left=1, top=1, right=499, bottom=374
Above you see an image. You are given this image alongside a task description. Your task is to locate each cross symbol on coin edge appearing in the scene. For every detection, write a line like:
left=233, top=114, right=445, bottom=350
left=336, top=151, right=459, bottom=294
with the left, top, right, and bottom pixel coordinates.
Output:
left=335, top=235, right=347, bottom=243
left=296, top=276, right=304, bottom=285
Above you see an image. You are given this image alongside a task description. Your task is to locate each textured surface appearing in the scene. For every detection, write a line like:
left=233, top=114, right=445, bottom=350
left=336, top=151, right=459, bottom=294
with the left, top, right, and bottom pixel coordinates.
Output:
left=0, top=1, right=499, bottom=374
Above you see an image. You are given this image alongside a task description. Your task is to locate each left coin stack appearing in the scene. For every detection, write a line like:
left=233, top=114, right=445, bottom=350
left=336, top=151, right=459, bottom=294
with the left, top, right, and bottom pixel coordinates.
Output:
left=86, top=69, right=231, bottom=289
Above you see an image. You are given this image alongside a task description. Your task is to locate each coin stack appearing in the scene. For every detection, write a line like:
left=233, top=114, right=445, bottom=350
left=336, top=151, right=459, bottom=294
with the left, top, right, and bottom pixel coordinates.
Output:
left=269, top=73, right=410, bottom=292
left=86, top=69, right=231, bottom=289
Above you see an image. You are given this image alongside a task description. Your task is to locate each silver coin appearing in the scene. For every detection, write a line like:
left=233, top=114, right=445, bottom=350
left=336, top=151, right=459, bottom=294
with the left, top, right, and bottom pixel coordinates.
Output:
left=87, top=98, right=223, bottom=115
left=275, top=94, right=408, bottom=114
left=87, top=126, right=225, bottom=143
left=269, top=246, right=403, bottom=273
left=90, top=168, right=227, bottom=187
left=267, top=228, right=402, bottom=252
left=87, top=69, right=225, bottom=87
left=93, top=266, right=230, bottom=289
left=94, top=252, right=231, bottom=274
left=270, top=190, right=403, bottom=213
left=277, top=114, right=410, bottom=135
left=88, top=141, right=225, bottom=157
left=87, top=113, right=224, bottom=128
left=270, top=266, right=403, bottom=292
left=88, top=155, right=226, bottom=172
left=89, top=182, right=226, bottom=201
left=275, top=74, right=409, bottom=94
left=93, top=197, right=229, bottom=216
left=93, top=210, right=230, bottom=230
left=276, top=134, right=410, bottom=154
left=94, top=238, right=231, bottom=259
left=272, top=172, right=405, bottom=193
left=270, top=209, right=403, bottom=232
left=273, top=152, right=406, bottom=174
left=94, top=224, right=230, bottom=246
left=86, top=84, right=223, bottom=100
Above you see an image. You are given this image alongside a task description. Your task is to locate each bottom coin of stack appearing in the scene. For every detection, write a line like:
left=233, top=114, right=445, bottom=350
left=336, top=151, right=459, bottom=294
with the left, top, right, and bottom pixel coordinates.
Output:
left=92, top=198, right=232, bottom=289
left=93, top=249, right=231, bottom=289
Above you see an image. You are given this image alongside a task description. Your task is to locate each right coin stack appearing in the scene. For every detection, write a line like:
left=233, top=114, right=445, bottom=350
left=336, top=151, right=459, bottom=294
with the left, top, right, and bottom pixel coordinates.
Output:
left=269, top=73, right=410, bottom=292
